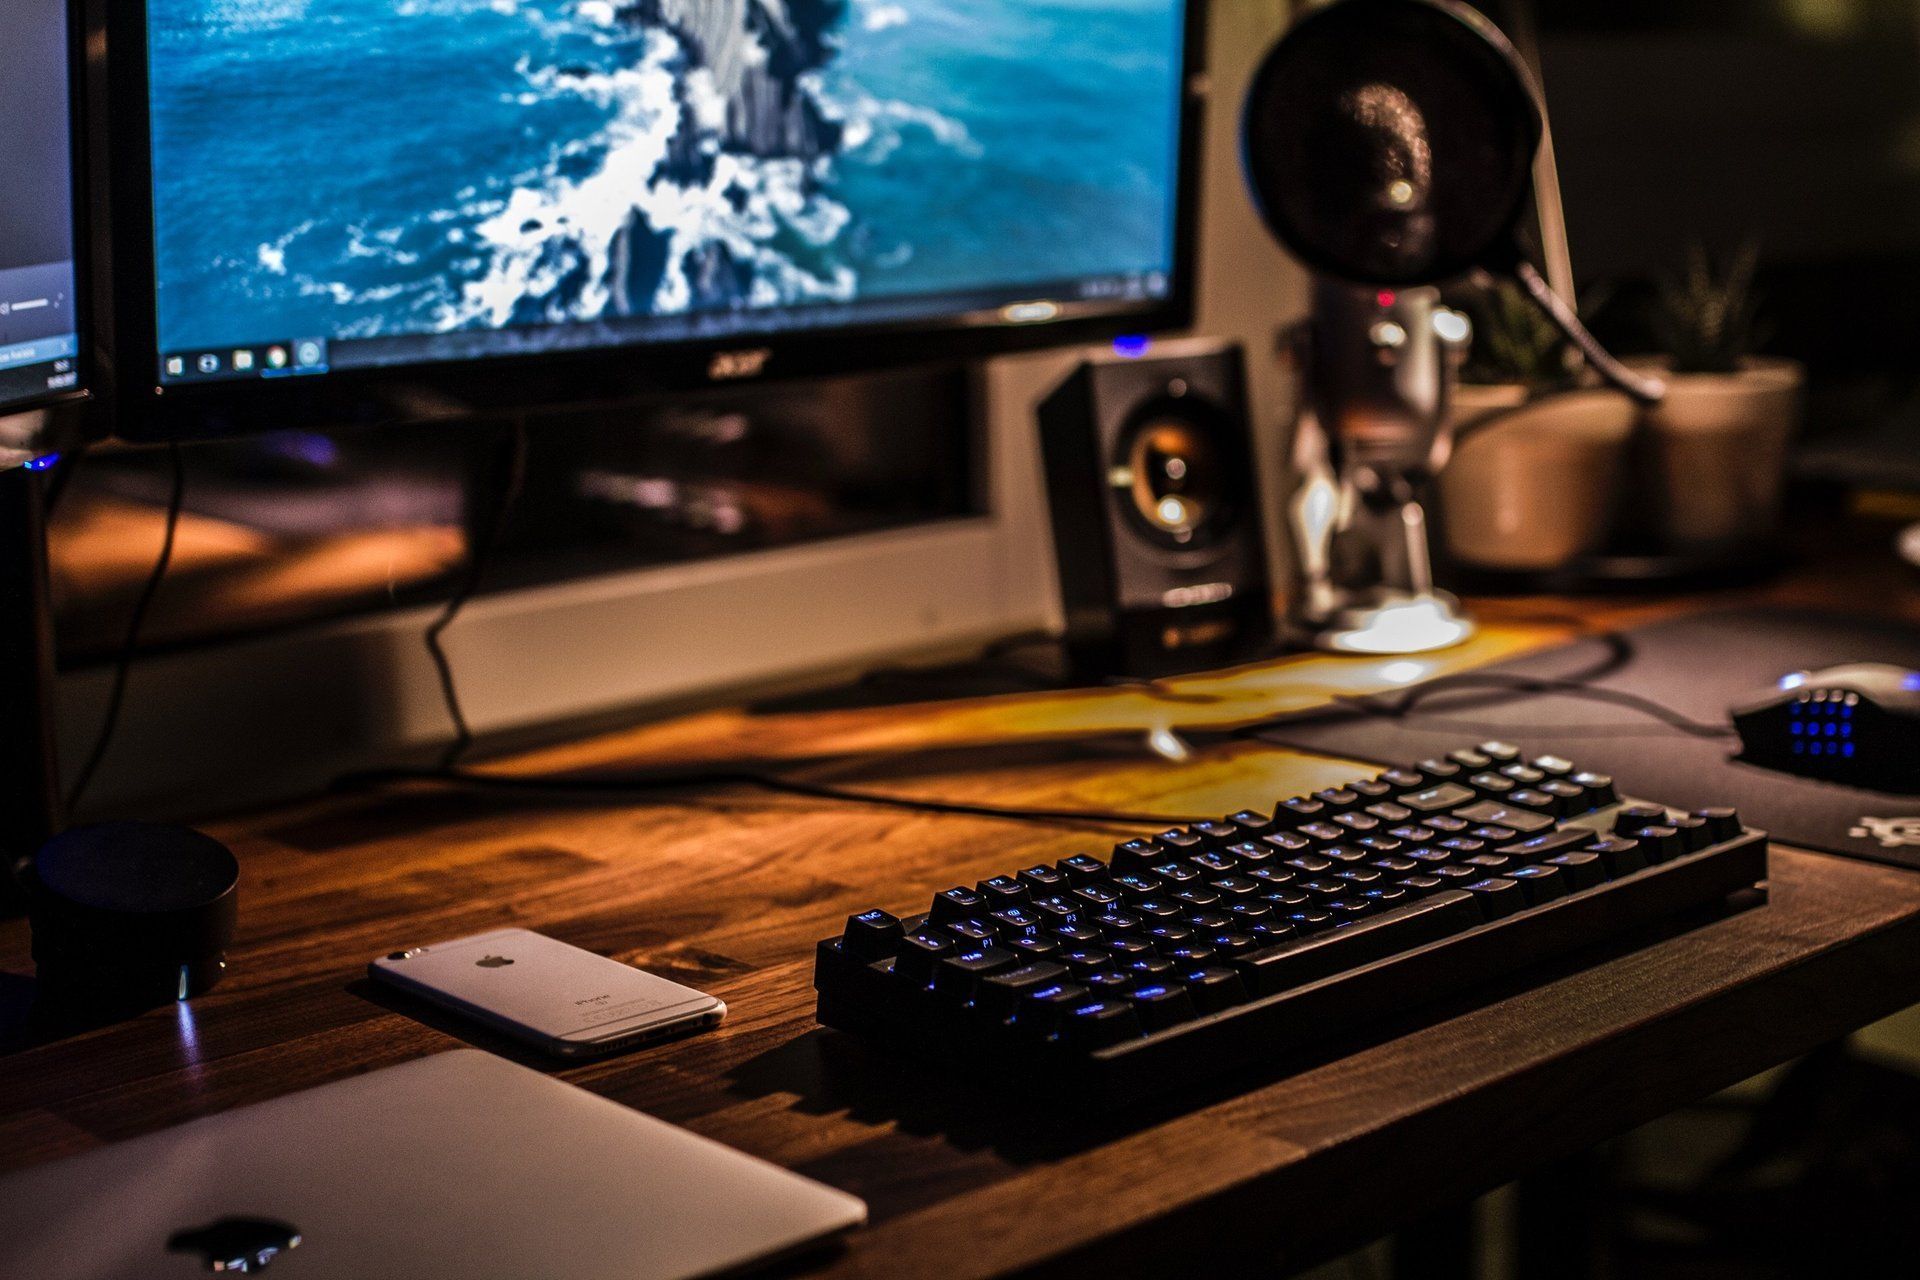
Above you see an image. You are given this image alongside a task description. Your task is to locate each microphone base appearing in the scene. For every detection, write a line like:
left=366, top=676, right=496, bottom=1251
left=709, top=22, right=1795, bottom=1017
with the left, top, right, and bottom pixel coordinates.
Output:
left=1289, top=590, right=1476, bottom=657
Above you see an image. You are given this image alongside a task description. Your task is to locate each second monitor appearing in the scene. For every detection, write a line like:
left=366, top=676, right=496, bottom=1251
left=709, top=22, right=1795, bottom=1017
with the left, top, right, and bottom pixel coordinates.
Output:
left=0, top=0, right=85, bottom=419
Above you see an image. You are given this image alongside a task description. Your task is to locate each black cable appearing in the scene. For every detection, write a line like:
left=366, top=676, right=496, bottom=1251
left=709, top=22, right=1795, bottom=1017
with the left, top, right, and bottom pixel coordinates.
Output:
left=1236, top=656, right=1737, bottom=744
left=335, top=765, right=1211, bottom=832
left=66, top=442, right=186, bottom=812
left=41, top=444, right=88, bottom=520
left=425, top=417, right=529, bottom=771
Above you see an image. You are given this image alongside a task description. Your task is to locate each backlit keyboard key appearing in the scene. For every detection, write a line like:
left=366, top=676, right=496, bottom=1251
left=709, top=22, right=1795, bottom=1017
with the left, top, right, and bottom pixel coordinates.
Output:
left=1235, top=891, right=1478, bottom=995
left=1462, top=877, right=1525, bottom=919
left=1109, top=840, right=1166, bottom=875
left=1181, top=967, right=1249, bottom=1012
left=843, top=909, right=904, bottom=960
left=975, top=961, right=1069, bottom=1019
left=1058, top=854, right=1110, bottom=883
left=933, top=946, right=1015, bottom=998
left=1017, top=864, right=1066, bottom=895
left=1018, top=980, right=1090, bottom=1029
left=1545, top=852, right=1606, bottom=891
left=1060, top=1000, right=1143, bottom=1049
left=1504, top=864, right=1569, bottom=905
left=1454, top=801, right=1554, bottom=834
left=1495, top=828, right=1589, bottom=861
left=1124, top=982, right=1198, bottom=1031
left=1583, top=838, right=1648, bottom=878
left=932, top=886, right=985, bottom=922
left=893, top=931, right=955, bottom=985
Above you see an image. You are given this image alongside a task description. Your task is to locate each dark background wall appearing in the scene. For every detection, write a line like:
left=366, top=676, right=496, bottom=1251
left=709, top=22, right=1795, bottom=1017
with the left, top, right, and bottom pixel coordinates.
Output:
left=1525, top=0, right=1920, bottom=382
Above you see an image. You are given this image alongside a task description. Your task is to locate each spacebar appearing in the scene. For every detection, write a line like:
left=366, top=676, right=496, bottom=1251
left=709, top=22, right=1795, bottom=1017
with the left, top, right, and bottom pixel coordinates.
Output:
left=1234, top=891, right=1481, bottom=997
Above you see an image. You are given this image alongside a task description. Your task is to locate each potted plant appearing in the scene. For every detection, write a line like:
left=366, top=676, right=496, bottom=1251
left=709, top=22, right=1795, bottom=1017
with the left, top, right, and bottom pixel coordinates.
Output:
left=1634, top=242, right=1804, bottom=553
left=1438, top=278, right=1640, bottom=572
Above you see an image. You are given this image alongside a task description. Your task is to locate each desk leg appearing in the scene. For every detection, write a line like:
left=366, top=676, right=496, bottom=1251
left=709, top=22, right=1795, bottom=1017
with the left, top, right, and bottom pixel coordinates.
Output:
left=1389, top=1205, right=1475, bottom=1280
left=0, top=464, right=62, bottom=913
left=1514, top=1150, right=1610, bottom=1280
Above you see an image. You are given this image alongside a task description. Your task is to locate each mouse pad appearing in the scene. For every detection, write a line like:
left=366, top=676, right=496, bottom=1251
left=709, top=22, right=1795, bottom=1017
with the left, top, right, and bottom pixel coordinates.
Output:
left=1257, top=607, right=1920, bottom=871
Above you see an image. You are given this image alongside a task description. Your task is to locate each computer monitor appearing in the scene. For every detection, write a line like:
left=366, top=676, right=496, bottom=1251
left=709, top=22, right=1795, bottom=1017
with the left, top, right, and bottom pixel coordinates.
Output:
left=111, top=0, right=1203, bottom=439
left=0, top=0, right=86, bottom=420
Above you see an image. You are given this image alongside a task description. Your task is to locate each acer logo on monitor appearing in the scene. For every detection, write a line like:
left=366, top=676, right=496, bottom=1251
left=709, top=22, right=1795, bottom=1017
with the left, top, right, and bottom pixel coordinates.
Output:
left=708, top=349, right=773, bottom=381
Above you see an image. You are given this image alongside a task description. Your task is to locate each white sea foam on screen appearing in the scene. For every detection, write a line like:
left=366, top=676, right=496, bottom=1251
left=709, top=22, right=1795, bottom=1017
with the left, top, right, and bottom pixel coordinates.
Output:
left=255, top=220, right=316, bottom=276
left=206, top=0, right=311, bottom=31
left=804, top=73, right=982, bottom=165
left=445, top=21, right=858, bottom=329
left=451, top=33, right=683, bottom=326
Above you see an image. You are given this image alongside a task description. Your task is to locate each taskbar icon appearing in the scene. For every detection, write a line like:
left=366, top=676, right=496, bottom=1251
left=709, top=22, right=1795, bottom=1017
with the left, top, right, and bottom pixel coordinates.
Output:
left=161, top=337, right=329, bottom=384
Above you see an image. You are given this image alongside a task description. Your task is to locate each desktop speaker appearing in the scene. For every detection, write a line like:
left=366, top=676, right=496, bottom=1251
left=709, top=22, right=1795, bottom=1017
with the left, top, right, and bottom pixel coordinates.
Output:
left=1038, top=341, right=1275, bottom=679
left=24, top=823, right=239, bottom=1017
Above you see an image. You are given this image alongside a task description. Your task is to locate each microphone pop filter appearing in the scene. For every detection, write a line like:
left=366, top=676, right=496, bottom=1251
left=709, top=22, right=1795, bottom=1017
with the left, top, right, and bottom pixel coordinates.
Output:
left=1242, top=0, right=1542, bottom=287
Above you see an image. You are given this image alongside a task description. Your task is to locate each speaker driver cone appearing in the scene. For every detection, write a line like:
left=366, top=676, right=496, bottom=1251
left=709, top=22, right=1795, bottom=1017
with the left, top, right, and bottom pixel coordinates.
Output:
left=1117, top=401, right=1232, bottom=549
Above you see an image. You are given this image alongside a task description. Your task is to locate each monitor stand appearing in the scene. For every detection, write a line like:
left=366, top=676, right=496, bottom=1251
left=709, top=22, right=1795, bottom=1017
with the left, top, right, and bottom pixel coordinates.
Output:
left=0, top=463, right=63, bottom=915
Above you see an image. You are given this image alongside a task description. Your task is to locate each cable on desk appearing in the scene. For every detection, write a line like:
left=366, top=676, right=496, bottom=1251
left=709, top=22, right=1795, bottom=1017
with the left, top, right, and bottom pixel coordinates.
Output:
left=855, top=633, right=1232, bottom=707
left=40, top=444, right=88, bottom=520
left=67, top=442, right=186, bottom=812
left=425, top=416, right=529, bottom=771
left=334, top=765, right=1214, bottom=831
left=1233, top=639, right=1737, bottom=744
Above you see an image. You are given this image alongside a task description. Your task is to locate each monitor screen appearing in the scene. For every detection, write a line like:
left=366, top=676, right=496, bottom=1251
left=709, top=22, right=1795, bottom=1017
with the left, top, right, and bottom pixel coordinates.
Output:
left=0, top=0, right=84, bottom=413
left=141, top=0, right=1191, bottom=390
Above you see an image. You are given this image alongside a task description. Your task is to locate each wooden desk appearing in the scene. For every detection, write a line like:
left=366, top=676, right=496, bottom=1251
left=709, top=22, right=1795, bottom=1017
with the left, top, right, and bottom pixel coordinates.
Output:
left=7, top=536, right=1920, bottom=1278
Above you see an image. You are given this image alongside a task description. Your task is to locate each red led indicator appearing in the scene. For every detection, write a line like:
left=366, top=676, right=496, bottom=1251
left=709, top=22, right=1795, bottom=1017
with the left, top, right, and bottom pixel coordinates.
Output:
left=1376, top=290, right=1397, bottom=309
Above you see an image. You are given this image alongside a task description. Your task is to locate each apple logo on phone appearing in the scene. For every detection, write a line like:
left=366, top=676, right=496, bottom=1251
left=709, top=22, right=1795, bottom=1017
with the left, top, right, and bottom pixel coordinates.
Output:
left=475, top=955, right=515, bottom=968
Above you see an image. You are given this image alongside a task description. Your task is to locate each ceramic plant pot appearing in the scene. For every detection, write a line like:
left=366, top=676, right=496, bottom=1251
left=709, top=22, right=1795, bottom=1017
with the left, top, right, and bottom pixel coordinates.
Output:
left=1630, top=357, right=1805, bottom=551
left=1438, top=383, right=1640, bottom=572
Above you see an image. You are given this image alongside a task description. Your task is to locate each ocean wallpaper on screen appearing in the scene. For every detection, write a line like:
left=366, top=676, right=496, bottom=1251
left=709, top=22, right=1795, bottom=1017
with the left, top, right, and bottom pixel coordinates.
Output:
left=147, top=0, right=1186, bottom=353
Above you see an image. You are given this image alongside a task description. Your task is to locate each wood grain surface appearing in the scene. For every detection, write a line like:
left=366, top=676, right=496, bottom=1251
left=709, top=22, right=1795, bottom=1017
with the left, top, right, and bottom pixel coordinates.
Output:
left=6, top=520, right=1920, bottom=1278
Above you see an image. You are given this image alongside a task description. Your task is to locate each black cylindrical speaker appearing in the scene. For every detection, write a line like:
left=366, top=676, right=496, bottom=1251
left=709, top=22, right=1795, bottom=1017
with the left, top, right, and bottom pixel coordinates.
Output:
left=25, top=823, right=239, bottom=1014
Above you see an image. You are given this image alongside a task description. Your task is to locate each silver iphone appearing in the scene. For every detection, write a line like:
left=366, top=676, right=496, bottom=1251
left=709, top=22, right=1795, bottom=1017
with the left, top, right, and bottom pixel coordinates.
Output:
left=369, top=927, right=725, bottom=1059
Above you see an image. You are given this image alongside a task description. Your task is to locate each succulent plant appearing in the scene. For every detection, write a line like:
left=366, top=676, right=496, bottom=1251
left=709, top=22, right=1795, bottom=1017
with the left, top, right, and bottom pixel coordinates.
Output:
left=1459, top=276, right=1573, bottom=390
left=1651, top=240, right=1765, bottom=375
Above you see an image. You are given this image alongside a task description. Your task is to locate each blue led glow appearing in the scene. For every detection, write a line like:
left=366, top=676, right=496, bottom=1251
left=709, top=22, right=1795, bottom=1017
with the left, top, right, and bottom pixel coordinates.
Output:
left=272, top=431, right=341, bottom=469
left=1906, top=673, right=1920, bottom=692
left=1113, top=335, right=1151, bottom=359
left=1134, top=985, right=1167, bottom=998
left=1791, top=723, right=1804, bottom=736
left=1074, top=1002, right=1108, bottom=1016
left=1845, top=743, right=1857, bottom=757
left=22, top=453, right=60, bottom=472
left=1779, top=673, right=1807, bottom=690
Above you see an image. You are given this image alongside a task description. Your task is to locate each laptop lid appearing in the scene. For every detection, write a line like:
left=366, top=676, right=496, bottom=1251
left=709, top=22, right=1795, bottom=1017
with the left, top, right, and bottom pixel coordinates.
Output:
left=0, top=1049, right=865, bottom=1279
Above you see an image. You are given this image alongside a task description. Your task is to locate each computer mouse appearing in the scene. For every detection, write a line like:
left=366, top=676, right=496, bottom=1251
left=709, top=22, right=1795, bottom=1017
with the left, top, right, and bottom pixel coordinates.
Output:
left=1731, top=663, right=1920, bottom=790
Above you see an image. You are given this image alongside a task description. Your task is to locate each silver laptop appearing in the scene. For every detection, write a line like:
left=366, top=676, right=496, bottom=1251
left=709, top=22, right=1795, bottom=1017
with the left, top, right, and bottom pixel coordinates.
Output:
left=0, top=1049, right=866, bottom=1279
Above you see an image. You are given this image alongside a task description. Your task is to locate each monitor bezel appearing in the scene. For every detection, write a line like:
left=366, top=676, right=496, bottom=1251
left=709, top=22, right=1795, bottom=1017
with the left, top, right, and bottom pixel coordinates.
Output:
left=106, top=0, right=1208, bottom=442
left=2, top=0, right=93, bottom=423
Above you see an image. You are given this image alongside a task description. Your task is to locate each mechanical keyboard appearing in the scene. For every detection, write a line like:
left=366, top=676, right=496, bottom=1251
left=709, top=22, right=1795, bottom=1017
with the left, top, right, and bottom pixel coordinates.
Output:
left=813, top=743, right=1769, bottom=1107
